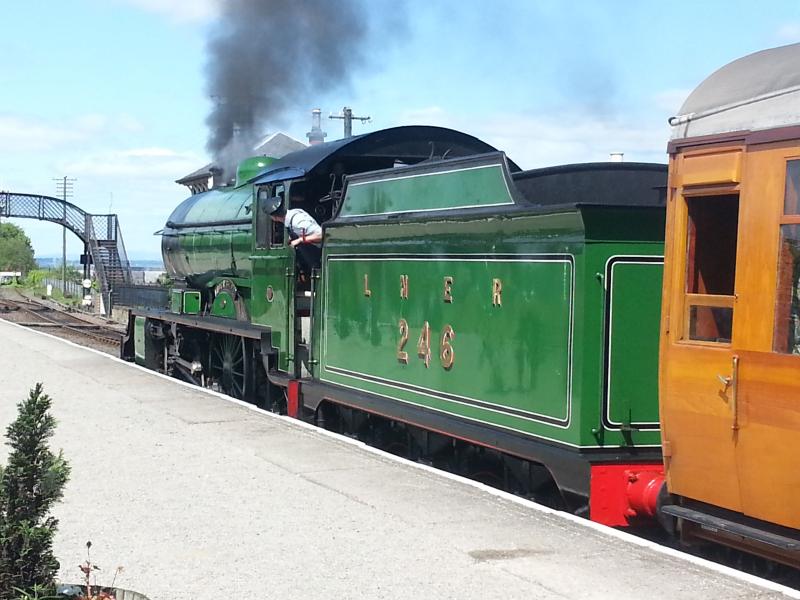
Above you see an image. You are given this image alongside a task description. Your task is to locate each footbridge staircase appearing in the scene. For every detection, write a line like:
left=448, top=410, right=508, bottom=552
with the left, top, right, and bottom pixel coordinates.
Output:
left=0, top=192, right=132, bottom=314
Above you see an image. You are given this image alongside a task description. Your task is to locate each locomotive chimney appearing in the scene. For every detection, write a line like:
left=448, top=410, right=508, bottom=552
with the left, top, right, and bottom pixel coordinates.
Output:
left=210, top=166, right=226, bottom=189
left=306, top=108, right=327, bottom=145
left=610, top=152, right=624, bottom=162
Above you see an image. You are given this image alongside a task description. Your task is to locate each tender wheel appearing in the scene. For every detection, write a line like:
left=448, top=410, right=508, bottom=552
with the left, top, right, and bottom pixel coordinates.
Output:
left=209, top=334, right=250, bottom=399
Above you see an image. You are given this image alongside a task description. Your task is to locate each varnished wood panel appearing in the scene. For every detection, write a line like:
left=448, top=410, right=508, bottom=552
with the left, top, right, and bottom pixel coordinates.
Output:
left=736, top=349, right=800, bottom=529
left=732, top=146, right=785, bottom=351
left=660, top=344, right=742, bottom=510
left=680, top=149, right=742, bottom=186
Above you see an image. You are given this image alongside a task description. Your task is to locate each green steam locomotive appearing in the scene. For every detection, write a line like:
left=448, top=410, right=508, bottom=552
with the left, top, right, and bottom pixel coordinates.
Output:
left=123, top=125, right=667, bottom=525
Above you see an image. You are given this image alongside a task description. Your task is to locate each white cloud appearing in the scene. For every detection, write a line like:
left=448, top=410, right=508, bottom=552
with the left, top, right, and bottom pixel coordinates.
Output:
left=73, top=114, right=110, bottom=131
left=124, top=147, right=186, bottom=158
left=776, top=22, right=800, bottom=42
left=0, top=116, right=86, bottom=151
left=117, top=114, right=145, bottom=132
left=116, top=0, right=219, bottom=23
left=652, top=88, right=691, bottom=115
left=399, top=106, right=450, bottom=124
left=0, top=113, right=144, bottom=152
left=397, top=107, right=670, bottom=169
left=72, top=113, right=143, bottom=133
left=60, top=147, right=204, bottom=179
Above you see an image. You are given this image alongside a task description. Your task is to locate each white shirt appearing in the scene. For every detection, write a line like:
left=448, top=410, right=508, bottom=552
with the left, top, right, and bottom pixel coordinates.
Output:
left=285, top=208, right=322, bottom=246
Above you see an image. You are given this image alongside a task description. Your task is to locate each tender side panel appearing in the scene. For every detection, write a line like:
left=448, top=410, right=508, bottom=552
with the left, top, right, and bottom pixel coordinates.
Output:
left=321, top=254, right=576, bottom=443
left=603, top=258, right=663, bottom=431
left=339, top=157, right=515, bottom=218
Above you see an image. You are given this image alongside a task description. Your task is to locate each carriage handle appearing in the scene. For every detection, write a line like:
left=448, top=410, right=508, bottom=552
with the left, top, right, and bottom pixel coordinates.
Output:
left=717, top=355, right=739, bottom=431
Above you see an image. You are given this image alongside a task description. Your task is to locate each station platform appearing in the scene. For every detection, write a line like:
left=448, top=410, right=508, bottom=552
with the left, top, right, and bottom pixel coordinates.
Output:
left=0, top=318, right=797, bottom=600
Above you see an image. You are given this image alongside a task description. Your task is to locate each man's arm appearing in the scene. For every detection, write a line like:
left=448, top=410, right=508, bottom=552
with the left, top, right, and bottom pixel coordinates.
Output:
left=290, top=228, right=322, bottom=247
left=288, top=209, right=323, bottom=247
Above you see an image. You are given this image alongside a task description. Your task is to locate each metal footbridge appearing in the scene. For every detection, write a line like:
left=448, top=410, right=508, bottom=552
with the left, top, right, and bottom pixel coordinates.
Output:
left=0, top=192, right=132, bottom=313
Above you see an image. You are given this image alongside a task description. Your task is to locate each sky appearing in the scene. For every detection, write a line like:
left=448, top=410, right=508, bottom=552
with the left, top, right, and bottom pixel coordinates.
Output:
left=1, top=0, right=799, bottom=261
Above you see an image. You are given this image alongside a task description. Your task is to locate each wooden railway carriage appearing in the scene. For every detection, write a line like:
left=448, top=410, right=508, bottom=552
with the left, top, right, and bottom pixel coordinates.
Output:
left=125, top=126, right=669, bottom=526
left=660, top=42, right=800, bottom=566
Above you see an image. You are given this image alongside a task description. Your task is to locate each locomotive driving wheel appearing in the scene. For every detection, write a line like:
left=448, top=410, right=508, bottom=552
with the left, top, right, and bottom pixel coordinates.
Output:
left=209, top=333, right=250, bottom=399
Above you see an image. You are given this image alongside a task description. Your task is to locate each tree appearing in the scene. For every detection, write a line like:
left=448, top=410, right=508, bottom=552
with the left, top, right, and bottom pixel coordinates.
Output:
left=0, top=223, right=37, bottom=275
left=0, top=383, right=70, bottom=599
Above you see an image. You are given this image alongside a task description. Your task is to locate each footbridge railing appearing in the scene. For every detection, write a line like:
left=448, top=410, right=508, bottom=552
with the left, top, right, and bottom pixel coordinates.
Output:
left=0, top=192, right=132, bottom=314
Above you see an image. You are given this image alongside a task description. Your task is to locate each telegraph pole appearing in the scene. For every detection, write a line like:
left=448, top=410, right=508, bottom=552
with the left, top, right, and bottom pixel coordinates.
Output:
left=329, top=107, right=371, bottom=138
left=53, top=176, right=76, bottom=295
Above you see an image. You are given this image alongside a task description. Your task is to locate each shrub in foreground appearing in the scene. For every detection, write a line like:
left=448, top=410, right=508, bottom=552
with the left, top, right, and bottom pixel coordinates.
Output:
left=0, top=384, right=70, bottom=600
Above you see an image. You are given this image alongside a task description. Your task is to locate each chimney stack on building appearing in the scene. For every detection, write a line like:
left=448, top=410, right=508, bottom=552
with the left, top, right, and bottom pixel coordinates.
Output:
left=306, top=109, right=327, bottom=145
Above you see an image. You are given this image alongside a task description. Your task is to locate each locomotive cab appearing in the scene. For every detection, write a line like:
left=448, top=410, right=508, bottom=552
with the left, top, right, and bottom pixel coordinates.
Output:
left=246, top=126, right=505, bottom=381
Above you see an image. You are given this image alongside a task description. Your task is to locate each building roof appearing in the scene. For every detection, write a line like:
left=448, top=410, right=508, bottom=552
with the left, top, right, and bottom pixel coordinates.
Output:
left=175, top=132, right=306, bottom=185
left=670, top=43, right=800, bottom=140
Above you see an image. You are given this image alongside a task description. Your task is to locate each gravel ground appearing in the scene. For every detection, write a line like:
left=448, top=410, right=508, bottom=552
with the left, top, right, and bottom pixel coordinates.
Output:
left=0, top=288, right=122, bottom=354
left=0, top=320, right=797, bottom=600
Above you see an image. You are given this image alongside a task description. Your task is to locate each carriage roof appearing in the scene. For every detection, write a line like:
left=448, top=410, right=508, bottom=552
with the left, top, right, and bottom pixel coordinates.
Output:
left=670, top=42, right=800, bottom=141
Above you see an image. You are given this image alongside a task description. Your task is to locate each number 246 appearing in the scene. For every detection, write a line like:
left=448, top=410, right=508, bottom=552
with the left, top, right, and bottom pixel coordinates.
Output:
left=397, top=319, right=455, bottom=370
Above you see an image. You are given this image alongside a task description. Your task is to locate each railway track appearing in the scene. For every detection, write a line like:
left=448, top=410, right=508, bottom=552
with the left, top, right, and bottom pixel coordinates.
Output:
left=0, top=293, right=123, bottom=352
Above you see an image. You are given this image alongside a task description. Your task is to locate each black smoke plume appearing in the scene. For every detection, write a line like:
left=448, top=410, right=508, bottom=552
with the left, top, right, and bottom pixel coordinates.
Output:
left=205, top=0, right=370, bottom=178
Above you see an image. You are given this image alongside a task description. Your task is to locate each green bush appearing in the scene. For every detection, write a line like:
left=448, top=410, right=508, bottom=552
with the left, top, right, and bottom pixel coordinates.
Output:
left=0, top=384, right=70, bottom=600
left=0, top=224, right=36, bottom=275
left=22, top=270, right=47, bottom=289
left=156, top=273, right=173, bottom=288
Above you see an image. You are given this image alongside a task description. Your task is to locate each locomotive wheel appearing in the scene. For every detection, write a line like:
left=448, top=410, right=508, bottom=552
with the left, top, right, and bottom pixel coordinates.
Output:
left=209, top=334, right=250, bottom=399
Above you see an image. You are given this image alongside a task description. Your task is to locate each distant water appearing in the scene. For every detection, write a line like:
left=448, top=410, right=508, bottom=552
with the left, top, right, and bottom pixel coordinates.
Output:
left=35, top=256, right=165, bottom=270
left=128, top=259, right=166, bottom=270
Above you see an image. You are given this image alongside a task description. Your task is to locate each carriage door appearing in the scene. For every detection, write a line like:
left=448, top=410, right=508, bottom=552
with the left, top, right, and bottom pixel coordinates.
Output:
left=731, top=154, right=800, bottom=530
left=251, top=183, right=295, bottom=373
left=661, top=150, right=744, bottom=514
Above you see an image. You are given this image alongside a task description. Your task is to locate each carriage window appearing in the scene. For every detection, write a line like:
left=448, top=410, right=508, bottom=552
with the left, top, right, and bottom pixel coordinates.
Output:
left=684, top=194, right=739, bottom=343
left=774, top=225, right=800, bottom=353
left=782, top=160, right=800, bottom=214
left=773, top=160, right=800, bottom=353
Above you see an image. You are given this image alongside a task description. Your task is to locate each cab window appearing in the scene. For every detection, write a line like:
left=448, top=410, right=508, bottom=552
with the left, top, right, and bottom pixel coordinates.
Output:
left=254, top=184, right=285, bottom=249
left=271, top=184, right=285, bottom=248
left=255, top=186, right=270, bottom=249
